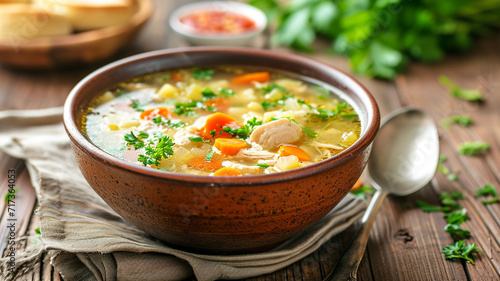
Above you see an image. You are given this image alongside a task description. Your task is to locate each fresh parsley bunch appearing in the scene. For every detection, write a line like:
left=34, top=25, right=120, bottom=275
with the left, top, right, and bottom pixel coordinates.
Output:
left=249, top=0, right=500, bottom=79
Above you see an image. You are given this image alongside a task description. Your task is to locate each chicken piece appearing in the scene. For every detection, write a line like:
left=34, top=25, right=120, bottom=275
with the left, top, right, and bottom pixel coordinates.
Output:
left=234, top=143, right=278, bottom=161
left=222, top=161, right=262, bottom=174
left=173, top=126, right=199, bottom=146
left=249, top=119, right=303, bottom=150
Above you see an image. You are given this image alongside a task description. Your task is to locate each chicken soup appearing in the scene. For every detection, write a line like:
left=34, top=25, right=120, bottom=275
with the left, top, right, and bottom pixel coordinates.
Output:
left=85, top=67, right=361, bottom=176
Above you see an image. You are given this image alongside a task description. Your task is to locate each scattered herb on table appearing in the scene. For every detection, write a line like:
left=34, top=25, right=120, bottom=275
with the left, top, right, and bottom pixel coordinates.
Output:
left=458, top=142, right=490, bottom=156
left=439, top=76, right=483, bottom=101
left=437, top=156, right=458, bottom=181
left=442, top=240, right=480, bottom=264
left=350, top=185, right=375, bottom=200
left=4, top=188, right=18, bottom=202
left=441, top=116, right=473, bottom=129
left=193, top=68, right=214, bottom=80
left=249, top=0, right=500, bottom=79
left=476, top=184, right=499, bottom=205
left=416, top=190, right=481, bottom=264
left=444, top=209, right=471, bottom=240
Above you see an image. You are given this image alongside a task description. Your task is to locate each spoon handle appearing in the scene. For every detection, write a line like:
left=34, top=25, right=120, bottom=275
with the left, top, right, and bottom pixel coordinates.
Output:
left=324, top=190, right=388, bottom=281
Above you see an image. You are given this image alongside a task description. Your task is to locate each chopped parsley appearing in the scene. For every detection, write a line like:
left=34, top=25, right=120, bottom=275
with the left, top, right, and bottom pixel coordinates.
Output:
left=4, top=188, right=18, bottom=202
left=173, top=100, right=216, bottom=116
left=311, top=85, right=330, bottom=99
left=205, top=150, right=215, bottom=161
left=210, top=129, right=217, bottom=138
left=302, top=127, right=317, bottom=138
left=130, top=101, right=144, bottom=112
left=138, top=135, right=175, bottom=166
left=441, top=116, right=473, bottom=129
left=444, top=209, right=471, bottom=240
left=35, top=227, right=41, bottom=235
left=189, top=136, right=210, bottom=143
left=416, top=191, right=465, bottom=213
left=297, top=99, right=313, bottom=109
left=219, top=88, right=235, bottom=96
left=442, top=240, right=480, bottom=264
left=437, top=156, right=458, bottom=181
left=477, top=184, right=499, bottom=205
left=439, top=76, right=483, bottom=102
left=151, top=116, right=186, bottom=128
left=255, top=163, right=270, bottom=168
left=258, top=84, right=288, bottom=94
left=124, top=131, right=149, bottom=149
left=201, top=88, right=217, bottom=99
left=458, top=142, right=490, bottom=156
left=162, top=74, right=170, bottom=81
left=193, top=68, right=214, bottom=80
left=222, top=117, right=262, bottom=139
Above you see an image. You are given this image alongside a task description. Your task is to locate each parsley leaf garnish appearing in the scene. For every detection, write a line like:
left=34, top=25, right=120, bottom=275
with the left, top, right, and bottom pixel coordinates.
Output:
left=219, top=88, right=235, bottom=96
left=138, top=135, right=175, bottom=166
left=439, top=76, right=483, bottom=102
left=201, top=88, right=217, bottom=99
left=222, top=117, right=262, bottom=139
left=302, top=127, right=317, bottom=138
left=162, top=74, right=170, bottom=81
left=4, top=188, right=18, bottom=202
left=131, top=101, right=144, bottom=112
left=255, top=163, right=270, bottom=168
left=193, top=68, right=214, bottom=80
left=124, top=131, right=148, bottom=149
left=151, top=116, right=186, bottom=128
left=477, top=184, right=499, bottom=205
left=258, top=84, right=288, bottom=94
left=442, top=240, right=480, bottom=264
left=189, top=136, right=210, bottom=143
left=458, top=142, right=490, bottom=156
left=205, top=150, right=215, bottom=161
left=416, top=191, right=465, bottom=213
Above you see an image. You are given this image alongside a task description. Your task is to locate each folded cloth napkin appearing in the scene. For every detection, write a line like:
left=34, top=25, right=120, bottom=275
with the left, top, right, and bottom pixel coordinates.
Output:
left=0, top=107, right=367, bottom=281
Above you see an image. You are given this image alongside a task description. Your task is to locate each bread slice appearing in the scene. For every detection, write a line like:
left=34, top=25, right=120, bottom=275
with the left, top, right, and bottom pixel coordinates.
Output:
left=0, top=4, right=72, bottom=40
left=36, top=0, right=134, bottom=31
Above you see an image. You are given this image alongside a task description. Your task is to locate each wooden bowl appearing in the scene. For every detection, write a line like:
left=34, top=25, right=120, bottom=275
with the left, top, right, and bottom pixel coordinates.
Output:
left=0, top=0, right=152, bottom=69
left=63, top=47, right=380, bottom=254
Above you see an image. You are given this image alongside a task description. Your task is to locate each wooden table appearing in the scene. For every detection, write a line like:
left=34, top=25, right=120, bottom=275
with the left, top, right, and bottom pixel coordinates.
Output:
left=1, top=1, right=500, bottom=280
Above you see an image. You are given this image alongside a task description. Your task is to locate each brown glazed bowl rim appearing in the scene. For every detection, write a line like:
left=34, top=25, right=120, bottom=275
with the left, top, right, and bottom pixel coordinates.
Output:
left=64, top=47, right=380, bottom=186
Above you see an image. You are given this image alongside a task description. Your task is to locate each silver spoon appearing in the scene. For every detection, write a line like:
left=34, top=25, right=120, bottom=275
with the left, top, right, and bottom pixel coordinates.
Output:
left=324, top=107, right=439, bottom=281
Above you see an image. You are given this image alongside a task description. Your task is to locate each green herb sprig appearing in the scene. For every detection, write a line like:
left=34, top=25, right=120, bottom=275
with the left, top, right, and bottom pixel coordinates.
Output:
left=442, top=240, right=480, bottom=264
left=138, top=135, right=175, bottom=166
left=249, top=0, right=500, bottom=79
left=441, top=116, right=473, bottom=129
left=459, top=142, right=490, bottom=156
left=193, top=68, right=214, bottom=80
left=437, top=156, right=458, bottom=181
left=439, top=76, right=483, bottom=102
left=477, top=184, right=499, bottom=205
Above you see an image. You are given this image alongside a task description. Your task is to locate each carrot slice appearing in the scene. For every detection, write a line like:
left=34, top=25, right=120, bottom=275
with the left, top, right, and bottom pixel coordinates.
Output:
left=279, top=145, right=310, bottom=161
left=213, top=167, right=243, bottom=176
left=172, top=73, right=183, bottom=81
left=187, top=154, right=223, bottom=171
left=140, top=107, right=171, bottom=120
left=203, top=97, right=230, bottom=111
left=199, top=112, right=239, bottom=139
left=232, top=72, right=270, bottom=84
left=214, top=138, right=247, bottom=156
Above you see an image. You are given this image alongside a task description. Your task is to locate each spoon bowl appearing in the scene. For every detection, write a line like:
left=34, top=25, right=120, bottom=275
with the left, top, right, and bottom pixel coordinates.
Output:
left=325, top=107, right=439, bottom=281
